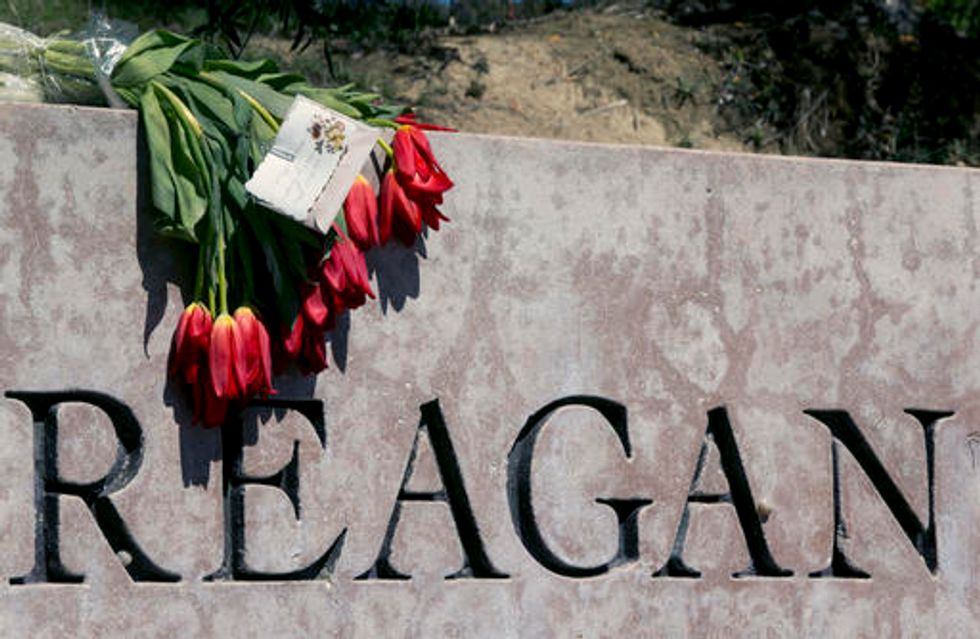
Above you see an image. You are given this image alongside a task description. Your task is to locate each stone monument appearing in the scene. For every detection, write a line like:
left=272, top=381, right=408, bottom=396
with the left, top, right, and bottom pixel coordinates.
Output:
left=1, top=102, right=979, bottom=636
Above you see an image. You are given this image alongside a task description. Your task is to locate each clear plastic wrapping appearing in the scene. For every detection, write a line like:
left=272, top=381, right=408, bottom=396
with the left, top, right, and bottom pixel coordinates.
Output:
left=0, top=15, right=135, bottom=106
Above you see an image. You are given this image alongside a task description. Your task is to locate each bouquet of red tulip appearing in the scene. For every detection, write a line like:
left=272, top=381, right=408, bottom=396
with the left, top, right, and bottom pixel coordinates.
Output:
left=103, top=31, right=455, bottom=427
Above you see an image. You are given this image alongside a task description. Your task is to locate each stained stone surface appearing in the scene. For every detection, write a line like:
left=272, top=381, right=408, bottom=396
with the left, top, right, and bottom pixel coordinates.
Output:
left=1, top=102, right=980, bottom=637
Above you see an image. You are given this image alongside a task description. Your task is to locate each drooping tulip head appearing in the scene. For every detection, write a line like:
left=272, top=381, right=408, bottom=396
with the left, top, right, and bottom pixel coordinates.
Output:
left=209, top=313, right=247, bottom=400
left=193, top=363, right=229, bottom=429
left=344, top=175, right=380, bottom=250
left=321, top=237, right=375, bottom=312
left=416, top=192, right=450, bottom=231
left=282, top=313, right=329, bottom=375
left=380, top=169, right=422, bottom=247
left=169, top=302, right=212, bottom=386
left=392, top=125, right=454, bottom=201
left=300, top=281, right=333, bottom=330
left=233, top=306, right=274, bottom=398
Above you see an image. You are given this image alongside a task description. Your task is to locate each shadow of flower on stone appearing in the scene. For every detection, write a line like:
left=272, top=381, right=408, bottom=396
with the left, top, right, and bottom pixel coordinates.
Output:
left=366, top=237, right=424, bottom=315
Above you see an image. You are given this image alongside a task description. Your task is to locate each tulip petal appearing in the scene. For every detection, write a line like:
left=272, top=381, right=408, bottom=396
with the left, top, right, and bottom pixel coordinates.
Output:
left=300, top=326, right=328, bottom=375
left=169, top=306, right=193, bottom=378
left=393, top=127, right=416, bottom=180
left=210, top=314, right=242, bottom=399
left=234, top=307, right=274, bottom=397
left=408, top=126, right=439, bottom=168
left=420, top=200, right=450, bottom=231
left=386, top=175, right=421, bottom=236
left=349, top=245, right=375, bottom=299
left=202, top=379, right=228, bottom=428
left=233, top=322, right=249, bottom=397
left=302, top=283, right=329, bottom=328
left=284, top=314, right=304, bottom=357
left=344, top=175, right=379, bottom=249
left=188, top=305, right=213, bottom=340
left=322, top=249, right=347, bottom=292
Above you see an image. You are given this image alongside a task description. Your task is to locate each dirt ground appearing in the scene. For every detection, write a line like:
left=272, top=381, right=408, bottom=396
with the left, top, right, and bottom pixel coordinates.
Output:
left=255, top=6, right=778, bottom=153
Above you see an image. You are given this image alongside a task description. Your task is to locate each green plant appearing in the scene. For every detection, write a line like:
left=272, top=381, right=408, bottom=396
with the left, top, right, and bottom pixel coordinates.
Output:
left=672, top=75, right=696, bottom=108
left=472, top=54, right=489, bottom=74
left=465, top=78, right=486, bottom=99
left=683, top=0, right=980, bottom=166
left=925, top=0, right=980, bottom=37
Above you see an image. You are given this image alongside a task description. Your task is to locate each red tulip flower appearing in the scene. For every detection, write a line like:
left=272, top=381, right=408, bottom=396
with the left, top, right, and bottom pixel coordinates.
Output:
left=321, top=237, right=375, bottom=311
left=300, top=331, right=328, bottom=375
left=283, top=313, right=329, bottom=375
left=169, top=302, right=212, bottom=386
left=415, top=191, right=450, bottom=231
left=380, top=169, right=422, bottom=247
left=170, top=302, right=228, bottom=428
left=300, top=281, right=333, bottom=330
left=193, top=365, right=228, bottom=428
left=392, top=125, right=454, bottom=201
left=391, top=125, right=453, bottom=237
left=233, top=307, right=273, bottom=398
left=283, top=314, right=305, bottom=361
left=277, top=283, right=336, bottom=376
left=209, top=313, right=247, bottom=400
left=344, top=175, right=380, bottom=250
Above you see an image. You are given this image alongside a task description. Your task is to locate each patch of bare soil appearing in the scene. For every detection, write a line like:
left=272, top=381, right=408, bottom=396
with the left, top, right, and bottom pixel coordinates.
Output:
left=257, top=7, right=776, bottom=152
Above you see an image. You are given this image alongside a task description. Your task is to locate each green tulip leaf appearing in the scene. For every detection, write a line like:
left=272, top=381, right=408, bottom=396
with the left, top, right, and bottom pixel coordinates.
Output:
left=113, top=30, right=192, bottom=73
left=139, top=87, right=177, bottom=223
left=171, top=77, right=239, bottom=137
left=206, top=70, right=293, bottom=120
left=277, top=228, right=309, bottom=282
left=227, top=176, right=249, bottom=213
left=292, top=86, right=361, bottom=118
left=232, top=224, right=256, bottom=304
left=205, top=58, right=279, bottom=79
left=231, top=92, right=254, bottom=131
left=243, top=204, right=299, bottom=324
left=256, top=72, right=307, bottom=92
left=158, top=95, right=208, bottom=236
left=249, top=116, right=276, bottom=167
left=112, top=31, right=197, bottom=89
left=272, top=211, right=323, bottom=248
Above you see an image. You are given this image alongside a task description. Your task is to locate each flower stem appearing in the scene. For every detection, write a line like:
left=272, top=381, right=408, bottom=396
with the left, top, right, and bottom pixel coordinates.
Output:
left=151, top=80, right=203, bottom=139
left=193, top=242, right=206, bottom=301
left=200, top=223, right=217, bottom=315
left=216, top=230, right=228, bottom=316
left=197, top=71, right=280, bottom=133
left=238, top=89, right=280, bottom=133
left=366, top=118, right=399, bottom=129
left=332, top=221, right=349, bottom=242
left=208, top=281, right=216, bottom=316
left=377, top=138, right=394, bottom=158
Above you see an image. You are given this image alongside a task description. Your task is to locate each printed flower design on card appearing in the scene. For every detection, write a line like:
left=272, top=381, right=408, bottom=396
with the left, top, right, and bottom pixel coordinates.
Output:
left=308, top=113, right=347, bottom=155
